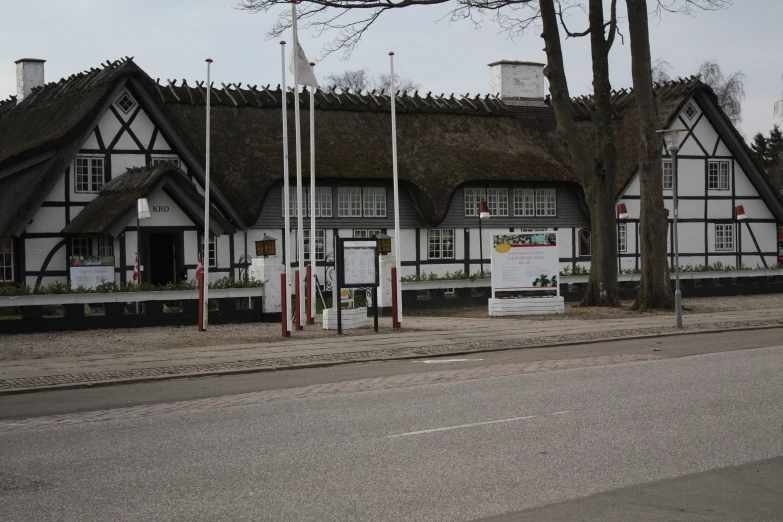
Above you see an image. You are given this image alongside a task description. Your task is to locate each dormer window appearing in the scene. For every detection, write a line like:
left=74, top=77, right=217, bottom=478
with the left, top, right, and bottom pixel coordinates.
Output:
left=115, top=92, right=136, bottom=114
left=683, top=103, right=697, bottom=120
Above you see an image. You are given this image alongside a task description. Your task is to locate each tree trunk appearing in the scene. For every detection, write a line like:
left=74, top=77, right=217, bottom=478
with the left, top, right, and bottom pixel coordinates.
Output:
left=540, top=0, right=619, bottom=307
left=626, top=0, right=674, bottom=310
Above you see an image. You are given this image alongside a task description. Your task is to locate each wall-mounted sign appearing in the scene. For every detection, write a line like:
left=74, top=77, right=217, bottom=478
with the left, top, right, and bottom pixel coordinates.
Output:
left=152, top=205, right=170, bottom=213
left=490, top=232, right=558, bottom=292
left=69, top=256, right=115, bottom=290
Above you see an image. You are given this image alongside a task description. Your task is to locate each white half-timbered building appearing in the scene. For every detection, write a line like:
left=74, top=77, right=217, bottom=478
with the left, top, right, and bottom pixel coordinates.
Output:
left=0, top=57, right=781, bottom=293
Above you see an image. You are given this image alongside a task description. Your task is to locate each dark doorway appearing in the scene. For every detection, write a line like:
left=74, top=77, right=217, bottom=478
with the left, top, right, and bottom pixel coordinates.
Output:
left=148, top=233, right=178, bottom=285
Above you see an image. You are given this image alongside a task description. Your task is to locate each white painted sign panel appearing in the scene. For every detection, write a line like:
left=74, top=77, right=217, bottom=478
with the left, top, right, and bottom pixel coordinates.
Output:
left=342, top=240, right=377, bottom=286
left=69, top=256, right=115, bottom=290
left=491, top=232, right=559, bottom=292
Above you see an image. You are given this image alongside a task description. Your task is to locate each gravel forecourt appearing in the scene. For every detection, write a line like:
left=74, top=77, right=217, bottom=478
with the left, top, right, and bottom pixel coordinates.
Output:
left=1, top=294, right=781, bottom=362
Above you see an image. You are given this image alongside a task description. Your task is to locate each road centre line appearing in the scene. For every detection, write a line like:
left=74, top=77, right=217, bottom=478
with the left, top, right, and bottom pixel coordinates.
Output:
left=386, top=411, right=570, bottom=438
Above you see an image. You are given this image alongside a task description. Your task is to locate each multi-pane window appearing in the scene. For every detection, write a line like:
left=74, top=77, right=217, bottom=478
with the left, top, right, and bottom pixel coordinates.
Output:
left=487, top=188, right=509, bottom=217
left=75, top=157, right=105, bottom=193
left=151, top=157, right=181, bottom=168
left=303, top=229, right=326, bottom=261
left=338, top=187, right=363, bottom=217
left=708, top=161, right=730, bottom=190
left=72, top=238, right=90, bottom=257
left=579, top=229, right=591, bottom=257
left=536, top=188, right=557, bottom=216
left=98, top=238, right=114, bottom=257
left=683, top=103, right=697, bottom=120
left=363, top=187, right=387, bottom=217
left=662, top=160, right=673, bottom=190
left=428, top=229, right=455, bottom=259
left=316, top=187, right=332, bottom=217
left=283, top=186, right=334, bottom=218
left=200, top=235, right=217, bottom=267
left=0, top=238, right=13, bottom=282
left=715, top=223, right=735, bottom=251
left=618, top=224, right=627, bottom=253
left=353, top=229, right=382, bottom=239
left=115, top=92, right=137, bottom=114
left=464, top=188, right=486, bottom=217
left=513, top=189, right=535, bottom=217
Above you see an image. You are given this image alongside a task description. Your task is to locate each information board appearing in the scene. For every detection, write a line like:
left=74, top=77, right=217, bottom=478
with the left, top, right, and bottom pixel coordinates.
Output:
left=69, top=256, right=115, bottom=290
left=340, top=240, right=378, bottom=287
left=490, top=232, right=559, bottom=292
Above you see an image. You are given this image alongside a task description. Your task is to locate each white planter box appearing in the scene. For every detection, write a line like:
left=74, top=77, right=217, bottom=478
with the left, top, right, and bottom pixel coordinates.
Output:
left=322, top=307, right=368, bottom=330
left=488, top=296, right=565, bottom=316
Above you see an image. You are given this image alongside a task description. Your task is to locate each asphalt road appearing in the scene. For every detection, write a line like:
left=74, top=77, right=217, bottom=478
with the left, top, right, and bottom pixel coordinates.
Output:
left=2, top=327, right=782, bottom=420
left=1, top=333, right=781, bottom=521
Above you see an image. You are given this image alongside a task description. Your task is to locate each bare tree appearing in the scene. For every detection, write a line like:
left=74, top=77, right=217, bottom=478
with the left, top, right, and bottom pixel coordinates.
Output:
left=774, top=74, right=783, bottom=121
left=325, top=68, right=372, bottom=91
left=237, top=0, right=727, bottom=307
left=375, top=73, right=421, bottom=93
left=651, top=58, right=672, bottom=83
left=697, top=58, right=745, bottom=124
left=626, top=0, right=673, bottom=311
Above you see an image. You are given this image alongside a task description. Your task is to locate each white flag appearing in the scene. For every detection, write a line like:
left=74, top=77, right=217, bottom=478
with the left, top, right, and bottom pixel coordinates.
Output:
left=289, top=38, right=319, bottom=87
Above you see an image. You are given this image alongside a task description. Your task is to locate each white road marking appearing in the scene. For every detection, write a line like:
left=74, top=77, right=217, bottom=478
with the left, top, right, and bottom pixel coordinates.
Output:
left=386, top=411, right=570, bottom=438
left=419, top=359, right=484, bottom=364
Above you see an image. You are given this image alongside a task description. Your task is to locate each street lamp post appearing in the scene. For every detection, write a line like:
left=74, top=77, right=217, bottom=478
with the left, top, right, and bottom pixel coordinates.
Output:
left=657, top=128, right=687, bottom=328
left=136, top=198, right=151, bottom=284
left=478, top=200, right=490, bottom=275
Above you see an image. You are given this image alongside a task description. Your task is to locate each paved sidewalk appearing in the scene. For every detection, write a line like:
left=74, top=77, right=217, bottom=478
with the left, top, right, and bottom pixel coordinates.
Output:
left=1, top=309, right=781, bottom=394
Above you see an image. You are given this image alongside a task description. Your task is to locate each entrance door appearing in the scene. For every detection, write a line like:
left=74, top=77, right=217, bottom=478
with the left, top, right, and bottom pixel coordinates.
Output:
left=148, top=233, right=178, bottom=285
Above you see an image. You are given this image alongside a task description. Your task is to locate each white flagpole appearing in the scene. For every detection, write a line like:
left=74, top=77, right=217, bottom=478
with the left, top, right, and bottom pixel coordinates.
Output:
left=280, top=41, right=293, bottom=333
left=309, top=62, right=316, bottom=323
left=203, top=58, right=212, bottom=331
left=389, top=52, right=403, bottom=326
left=292, top=0, right=305, bottom=330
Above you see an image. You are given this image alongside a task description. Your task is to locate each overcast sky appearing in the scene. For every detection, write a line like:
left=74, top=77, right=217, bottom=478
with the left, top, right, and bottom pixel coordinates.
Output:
left=1, top=0, right=781, bottom=139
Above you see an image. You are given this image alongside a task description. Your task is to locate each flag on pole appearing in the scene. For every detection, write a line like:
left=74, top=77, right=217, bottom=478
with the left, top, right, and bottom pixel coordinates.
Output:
left=289, top=39, right=319, bottom=87
left=133, top=254, right=139, bottom=281
left=196, top=252, right=204, bottom=282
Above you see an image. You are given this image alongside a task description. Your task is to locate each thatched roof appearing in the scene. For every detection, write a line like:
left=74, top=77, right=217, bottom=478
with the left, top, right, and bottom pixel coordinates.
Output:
left=62, top=163, right=233, bottom=236
left=157, top=83, right=573, bottom=225
left=3, top=58, right=778, bottom=230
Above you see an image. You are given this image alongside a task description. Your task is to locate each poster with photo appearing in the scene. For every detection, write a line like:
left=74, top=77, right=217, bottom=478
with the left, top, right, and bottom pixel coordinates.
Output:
left=69, top=256, right=115, bottom=290
left=490, top=232, right=559, bottom=292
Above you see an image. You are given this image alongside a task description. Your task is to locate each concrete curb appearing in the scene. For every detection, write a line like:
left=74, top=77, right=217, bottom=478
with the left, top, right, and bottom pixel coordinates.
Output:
left=1, top=323, right=781, bottom=397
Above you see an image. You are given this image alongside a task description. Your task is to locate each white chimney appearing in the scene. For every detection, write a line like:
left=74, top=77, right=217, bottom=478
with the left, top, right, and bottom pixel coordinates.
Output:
left=488, top=60, right=545, bottom=102
left=15, top=58, right=45, bottom=103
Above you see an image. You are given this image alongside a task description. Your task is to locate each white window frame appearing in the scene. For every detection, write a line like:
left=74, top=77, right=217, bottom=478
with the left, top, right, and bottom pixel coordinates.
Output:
left=0, top=238, right=13, bottom=283
left=315, top=187, right=332, bottom=217
left=98, top=238, right=114, bottom=257
left=662, top=160, right=673, bottom=190
left=363, top=187, right=387, bottom=217
left=618, top=224, right=627, bottom=253
left=464, top=188, right=486, bottom=217
left=72, top=238, right=91, bottom=257
left=487, top=188, right=509, bottom=217
left=338, top=187, right=363, bottom=217
left=427, top=229, right=455, bottom=260
left=200, top=235, right=217, bottom=267
left=150, top=157, right=181, bottom=168
left=536, top=188, right=557, bottom=217
left=578, top=229, right=591, bottom=257
left=74, top=156, right=105, bottom=193
left=715, top=223, right=735, bottom=251
left=708, top=160, right=730, bottom=191
left=303, top=229, right=326, bottom=262
left=513, top=189, right=535, bottom=217
left=353, top=229, right=382, bottom=239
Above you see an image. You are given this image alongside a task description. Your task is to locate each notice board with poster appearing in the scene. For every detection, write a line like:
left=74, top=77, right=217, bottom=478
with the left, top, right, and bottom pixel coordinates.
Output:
left=490, top=232, right=559, bottom=294
left=338, top=240, right=379, bottom=288
left=69, top=256, right=115, bottom=290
